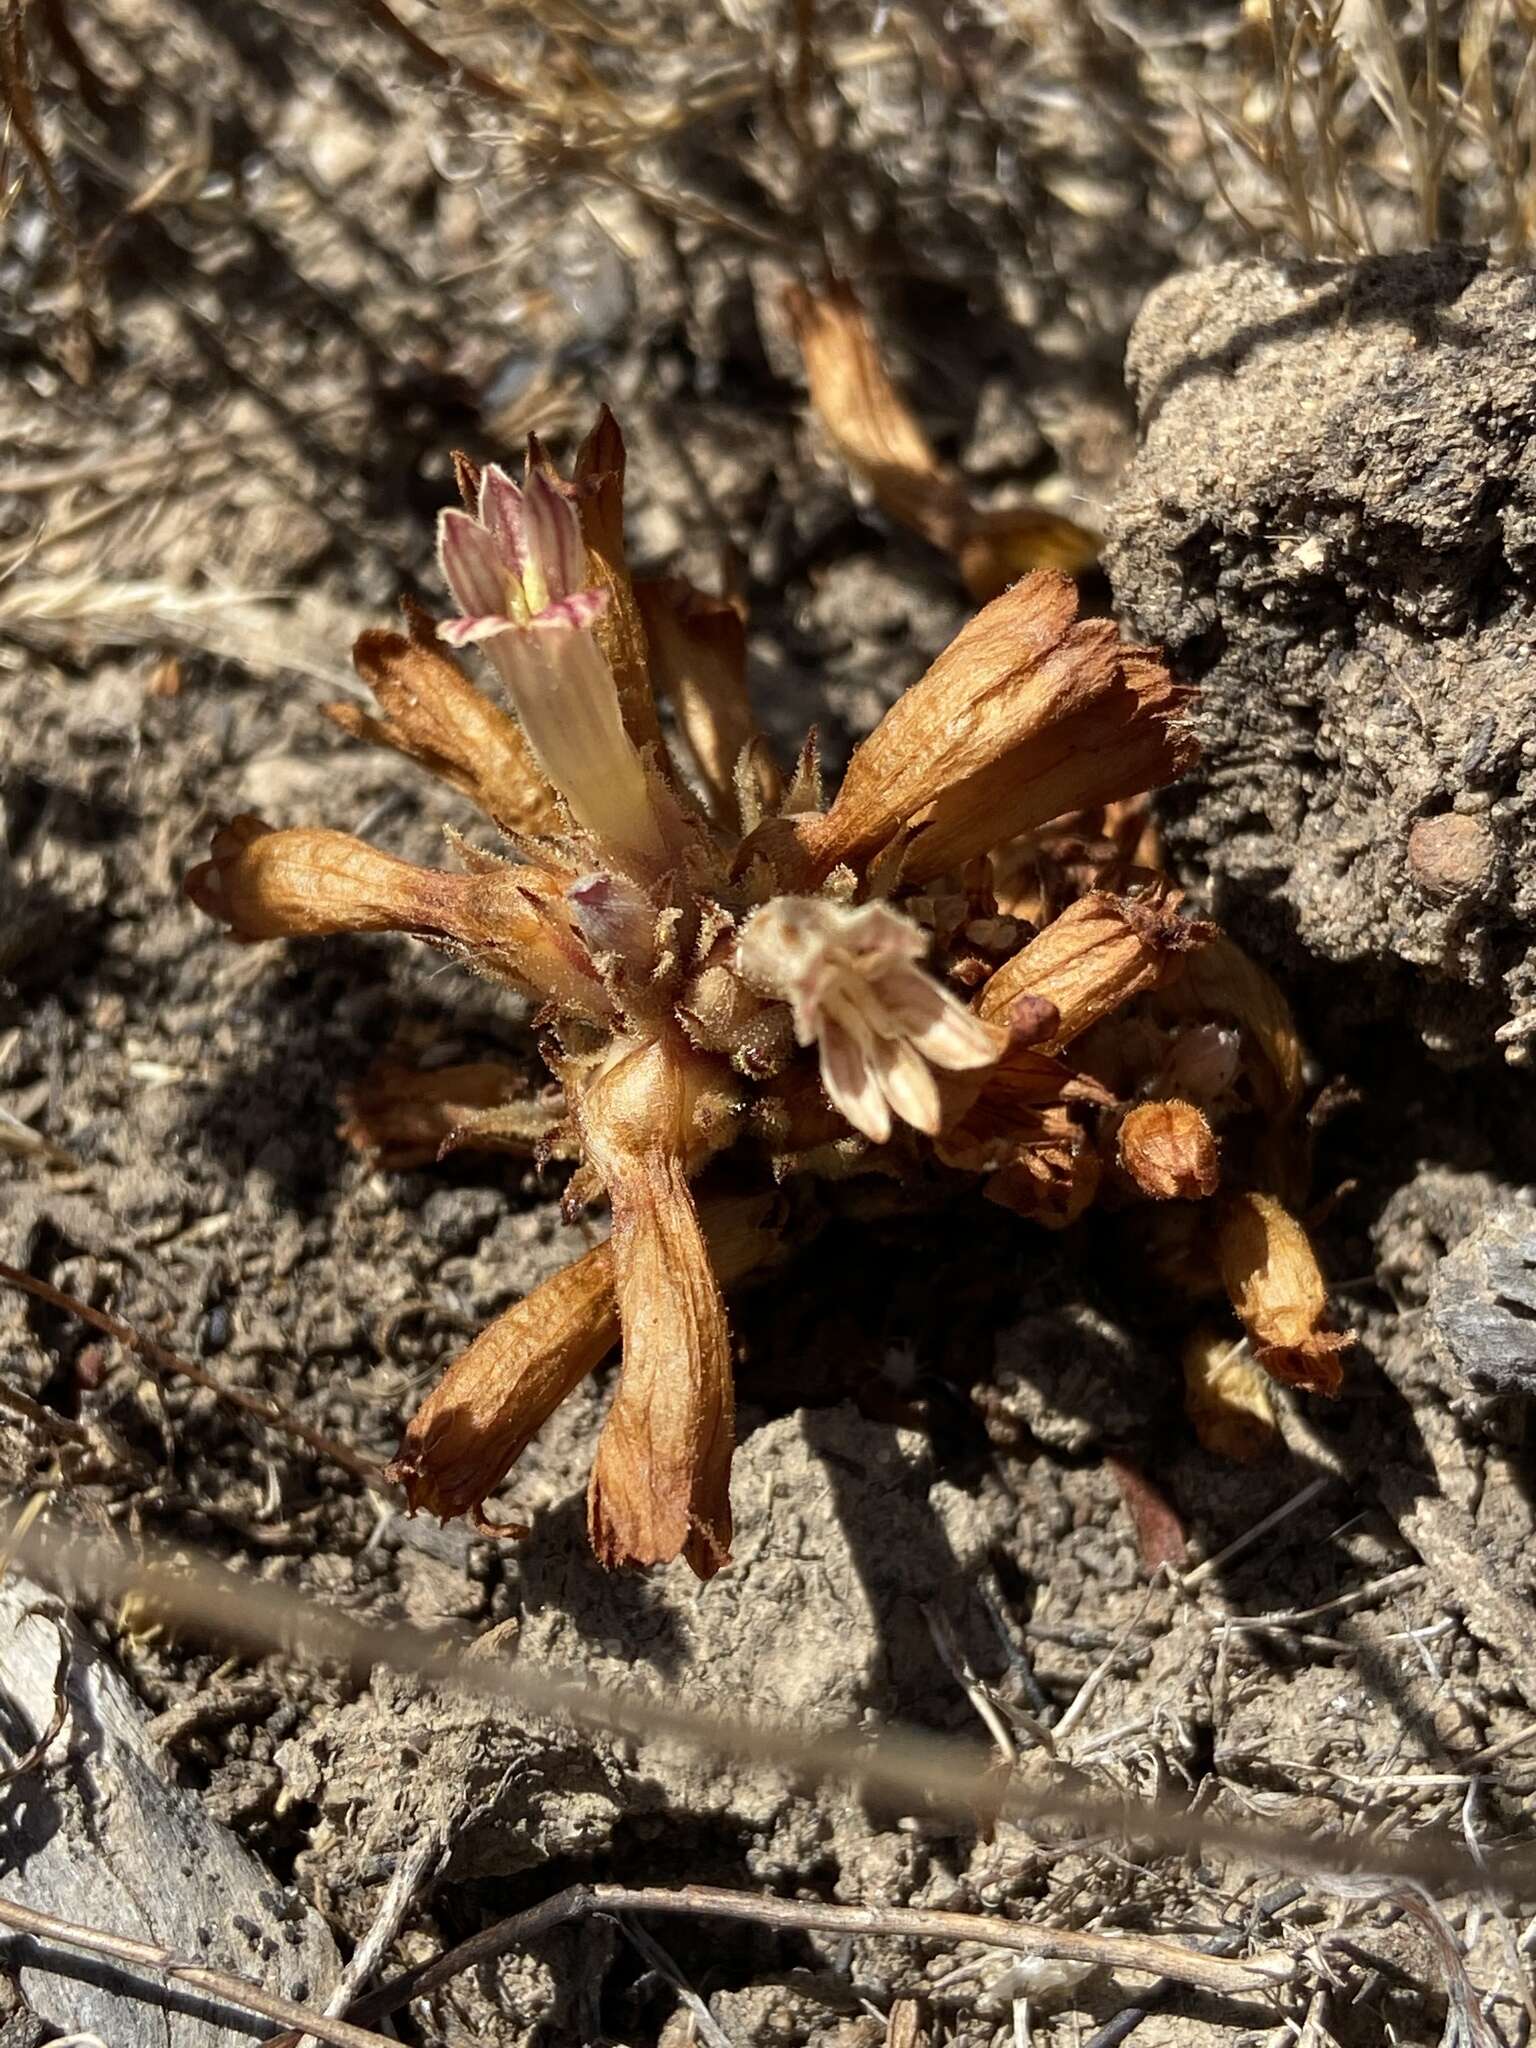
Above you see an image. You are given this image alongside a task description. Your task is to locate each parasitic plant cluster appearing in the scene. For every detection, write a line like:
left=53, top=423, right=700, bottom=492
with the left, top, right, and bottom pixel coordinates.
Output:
left=188, top=408, right=1344, bottom=1578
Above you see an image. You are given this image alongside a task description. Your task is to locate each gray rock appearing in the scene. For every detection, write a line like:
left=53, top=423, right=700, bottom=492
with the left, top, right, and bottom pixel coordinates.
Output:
left=0, top=1576, right=338, bottom=2048
left=1431, top=1203, right=1536, bottom=1397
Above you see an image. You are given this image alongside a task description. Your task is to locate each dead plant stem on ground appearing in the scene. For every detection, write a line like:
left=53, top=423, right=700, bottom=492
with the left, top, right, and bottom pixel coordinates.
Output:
left=6, top=1512, right=1532, bottom=1903
left=0, top=1895, right=397, bottom=2048
left=345, top=1881, right=1294, bottom=2025
left=0, top=1260, right=390, bottom=1487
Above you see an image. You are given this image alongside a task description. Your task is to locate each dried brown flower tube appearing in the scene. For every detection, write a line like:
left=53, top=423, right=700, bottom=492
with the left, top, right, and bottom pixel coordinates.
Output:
left=186, top=818, right=460, bottom=942
left=186, top=818, right=606, bottom=1015
left=389, top=1239, right=617, bottom=1529
left=390, top=1192, right=778, bottom=1527
left=978, top=886, right=1209, bottom=1049
left=785, top=281, right=1099, bottom=599
left=328, top=628, right=561, bottom=837
left=576, top=1039, right=745, bottom=1576
left=1215, top=1192, right=1348, bottom=1396
left=787, top=575, right=1193, bottom=886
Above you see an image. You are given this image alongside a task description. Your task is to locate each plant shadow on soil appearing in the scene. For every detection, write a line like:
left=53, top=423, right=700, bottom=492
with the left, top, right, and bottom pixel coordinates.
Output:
left=181, top=934, right=551, bottom=1212
left=735, top=1201, right=1444, bottom=1712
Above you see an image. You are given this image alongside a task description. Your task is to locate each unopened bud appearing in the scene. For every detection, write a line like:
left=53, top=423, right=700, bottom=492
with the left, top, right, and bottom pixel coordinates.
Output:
left=1117, top=1100, right=1220, bottom=1201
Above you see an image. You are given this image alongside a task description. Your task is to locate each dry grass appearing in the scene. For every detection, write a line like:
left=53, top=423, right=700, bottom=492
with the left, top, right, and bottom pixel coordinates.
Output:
left=1193, top=0, right=1536, bottom=257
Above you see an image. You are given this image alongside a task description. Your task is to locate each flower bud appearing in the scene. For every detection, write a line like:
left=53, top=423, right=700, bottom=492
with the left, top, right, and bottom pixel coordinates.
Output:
left=1215, top=1192, right=1348, bottom=1396
left=1117, top=1100, right=1220, bottom=1201
left=678, top=951, right=796, bottom=1077
left=979, top=888, right=1210, bottom=1049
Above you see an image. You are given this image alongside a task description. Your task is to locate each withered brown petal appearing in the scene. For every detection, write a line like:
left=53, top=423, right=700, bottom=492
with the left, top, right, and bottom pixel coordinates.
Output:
left=338, top=1058, right=545, bottom=1171
left=955, top=506, right=1102, bottom=602
left=981, top=1103, right=1101, bottom=1229
left=390, top=1194, right=778, bottom=1529
left=1215, top=1191, right=1348, bottom=1397
left=337, top=630, right=562, bottom=837
left=185, top=818, right=457, bottom=942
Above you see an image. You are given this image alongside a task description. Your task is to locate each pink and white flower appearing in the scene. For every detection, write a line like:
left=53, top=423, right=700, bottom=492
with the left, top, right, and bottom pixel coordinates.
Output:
left=736, top=896, right=1004, bottom=1144
left=437, top=466, right=661, bottom=858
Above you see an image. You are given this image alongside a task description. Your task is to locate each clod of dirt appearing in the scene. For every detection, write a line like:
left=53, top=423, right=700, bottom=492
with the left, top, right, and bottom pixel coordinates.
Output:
left=1107, top=249, right=1536, bottom=1063
left=276, top=1658, right=628, bottom=1919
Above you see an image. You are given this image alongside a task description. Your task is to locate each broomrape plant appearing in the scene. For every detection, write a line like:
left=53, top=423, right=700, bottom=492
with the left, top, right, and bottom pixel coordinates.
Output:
left=188, top=409, right=1344, bottom=1579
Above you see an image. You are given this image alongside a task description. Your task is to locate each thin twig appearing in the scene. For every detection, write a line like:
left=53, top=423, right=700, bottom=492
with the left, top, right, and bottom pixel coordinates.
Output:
left=1175, top=1476, right=1332, bottom=1592
left=924, top=1601, right=1024, bottom=1764
left=0, top=1896, right=394, bottom=2048
left=1217, top=1565, right=1426, bottom=1632
left=348, top=1881, right=1294, bottom=2025
left=1054, top=1587, right=1157, bottom=1746
left=0, top=1610, right=70, bottom=1781
left=278, top=1831, right=449, bottom=2048
left=8, top=1514, right=1529, bottom=1901
left=0, top=1260, right=389, bottom=1487
left=614, top=1916, right=733, bottom=2048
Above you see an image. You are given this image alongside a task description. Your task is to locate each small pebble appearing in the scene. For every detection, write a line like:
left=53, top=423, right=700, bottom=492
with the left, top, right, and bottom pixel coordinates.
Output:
left=1406, top=813, right=1495, bottom=901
